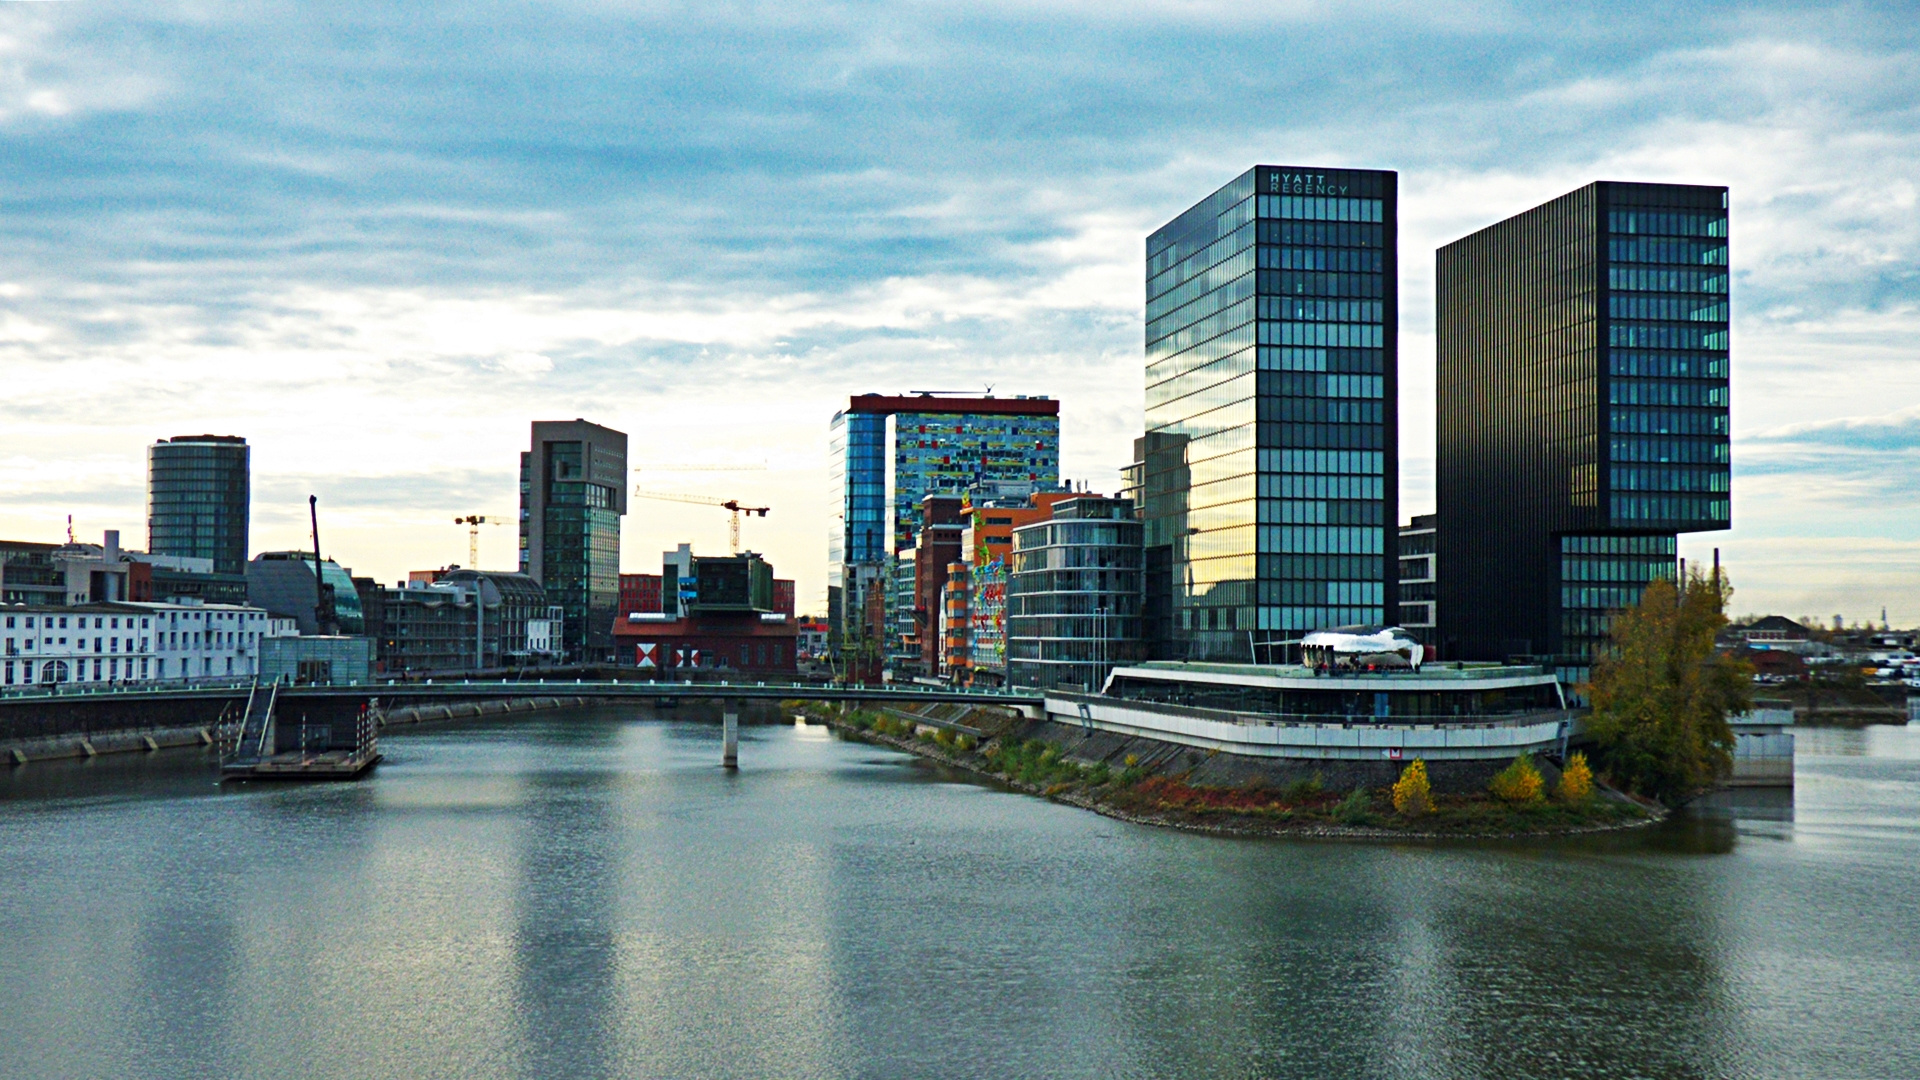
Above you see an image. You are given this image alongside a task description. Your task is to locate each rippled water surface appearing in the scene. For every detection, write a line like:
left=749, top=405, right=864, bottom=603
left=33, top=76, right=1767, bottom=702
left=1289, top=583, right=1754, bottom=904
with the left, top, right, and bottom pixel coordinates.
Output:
left=1, top=711, right=1916, bottom=1080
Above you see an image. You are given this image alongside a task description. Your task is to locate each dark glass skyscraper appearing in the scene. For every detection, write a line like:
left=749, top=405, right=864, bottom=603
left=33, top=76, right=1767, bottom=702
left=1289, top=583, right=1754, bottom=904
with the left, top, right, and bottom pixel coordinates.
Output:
left=520, top=420, right=627, bottom=662
left=147, top=435, right=250, bottom=575
left=1436, top=181, right=1730, bottom=673
left=1143, top=166, right=1398, bottom=660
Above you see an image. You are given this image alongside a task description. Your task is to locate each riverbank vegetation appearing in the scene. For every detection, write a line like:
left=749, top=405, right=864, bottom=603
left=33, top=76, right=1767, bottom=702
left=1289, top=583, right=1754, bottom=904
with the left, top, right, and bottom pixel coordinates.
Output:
left=800, top=703, right=1650, bottom=837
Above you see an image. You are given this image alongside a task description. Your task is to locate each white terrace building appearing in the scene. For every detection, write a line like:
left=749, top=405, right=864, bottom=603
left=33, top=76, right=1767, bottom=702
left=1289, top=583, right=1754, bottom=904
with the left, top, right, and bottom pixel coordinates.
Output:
left=1, top=600, right=284, bottom=688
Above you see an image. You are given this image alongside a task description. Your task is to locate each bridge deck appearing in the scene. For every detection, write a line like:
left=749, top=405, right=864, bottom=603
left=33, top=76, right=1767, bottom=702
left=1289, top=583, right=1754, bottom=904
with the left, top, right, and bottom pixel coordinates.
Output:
left=0, top=678, right=1044, bottom=708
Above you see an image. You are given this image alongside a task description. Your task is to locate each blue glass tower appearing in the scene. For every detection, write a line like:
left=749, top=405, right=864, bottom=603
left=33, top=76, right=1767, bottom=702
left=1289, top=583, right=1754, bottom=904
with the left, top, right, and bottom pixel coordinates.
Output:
left=1143, top=166, right=1399, bottom=661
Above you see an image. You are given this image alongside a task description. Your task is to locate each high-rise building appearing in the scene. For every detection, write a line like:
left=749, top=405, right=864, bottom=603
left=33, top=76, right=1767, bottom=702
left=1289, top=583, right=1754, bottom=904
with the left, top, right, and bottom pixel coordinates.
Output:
left=827, top=393, right=1060, bottom=671
left=1436, top=181, right=1730, bottom=676
left=1396, top=515, right=1437, bottom=641
left=1143, top=166, right=1398, bottom=661
left=148, top=435, right=250, bottom=575
left=1007, top=494, right=1143, bottom=691
left=519, top=420, right=627, bottom=662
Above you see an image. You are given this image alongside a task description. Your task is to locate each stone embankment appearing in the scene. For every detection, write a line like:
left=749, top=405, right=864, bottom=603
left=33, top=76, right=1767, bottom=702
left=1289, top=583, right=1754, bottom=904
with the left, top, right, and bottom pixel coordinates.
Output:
left=1, top=695, right=598, bottom=765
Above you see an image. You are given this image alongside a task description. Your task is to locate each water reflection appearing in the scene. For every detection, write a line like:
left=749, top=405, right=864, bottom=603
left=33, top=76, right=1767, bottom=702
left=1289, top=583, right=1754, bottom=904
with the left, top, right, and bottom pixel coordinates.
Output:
left=2, top=714, right=1919, bottom=1080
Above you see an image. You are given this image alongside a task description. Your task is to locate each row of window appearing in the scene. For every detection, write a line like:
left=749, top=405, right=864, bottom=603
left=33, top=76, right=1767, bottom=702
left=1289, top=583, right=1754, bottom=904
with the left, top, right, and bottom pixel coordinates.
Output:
left=1610, top=465, right=1731, bottom=492
left=1149, top=295, right=1252, bottom=357
left=1259, top=247, right=1386, bottom=273
left=1612, top=494, right=1730, bottom=522
left=1609, top=322, right=1730, bottom=350
left=1259, top=554, right=1384, bottom=580
left=1262, top=399, right=1385, bottom=425
left=1259, top=346, right=1386, bottom=374
left=1608, top=379, right=1730, bottom=407
left=1608, top=237, right=1728, bottom=266
left=1260, top=499, right=1385, bottom=526
left=1607, top=211, right=1727, bottom=238
left=1256, top=195, right=1384, bottom=223
left=3, top=656, right=235, bottom=685
left=1608, top=266, right=1729, bottom=294
left=1255, top=298, right=1383, bottom=324
left=1258, top=322, right=1386, bottom=348
left=1262, top=449, right=1385, bottom=475
left=1561, top=586, right=1656, bottom=612
left=1609, top=295, right=1728, bottom=322
left=1255, top=221, right=1384, bottom=248
left=1610, top=436, right=1730, bottom=463
left=1560, top=556, right=1676, bottom=583
left=1256, top=606, right=1386, bottom=632
left=1259, top=422, right=1389, bottom=450
left=1265, top=373, right=1385, bottom=400
left=1258, top=525, right=1386, bottom=555
left=1610, top=350, right=1729, bottom=378
left=1609, top=408, right=1729, bottom=436
left=1561, top=534, right=1677, bottom=556
left=1004, top=592, right=1144, bottom=616
left=1254, top=580, right=1385, bottom=605
left=1259, top=270, right=1386, bottom=299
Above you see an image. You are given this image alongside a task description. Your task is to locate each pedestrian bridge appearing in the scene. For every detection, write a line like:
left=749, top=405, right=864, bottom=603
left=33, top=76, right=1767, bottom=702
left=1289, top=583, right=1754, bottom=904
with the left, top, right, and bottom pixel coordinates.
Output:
left=0, top=677, right=1045, bottom=770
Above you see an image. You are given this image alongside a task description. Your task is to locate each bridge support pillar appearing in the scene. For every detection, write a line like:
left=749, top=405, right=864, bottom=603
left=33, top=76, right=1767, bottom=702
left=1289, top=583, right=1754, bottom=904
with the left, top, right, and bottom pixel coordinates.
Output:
left=722, top=701, right=739, bottom=770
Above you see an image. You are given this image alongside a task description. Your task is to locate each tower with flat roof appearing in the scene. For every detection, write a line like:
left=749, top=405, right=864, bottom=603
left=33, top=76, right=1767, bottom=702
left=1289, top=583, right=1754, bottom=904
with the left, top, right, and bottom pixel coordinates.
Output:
left=520, top=419, right=628, bottom=662
left=148, top=435, right=250, bottom=575
left=1436, top=180, right=1731, bottom=677
left=1143, top=165, right=1399, bottom=661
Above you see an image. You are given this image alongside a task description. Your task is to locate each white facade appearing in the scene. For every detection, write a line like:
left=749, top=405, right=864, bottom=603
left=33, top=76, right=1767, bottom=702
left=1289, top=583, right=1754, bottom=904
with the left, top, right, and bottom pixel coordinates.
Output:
left=1, top=600, right=275, bottom=687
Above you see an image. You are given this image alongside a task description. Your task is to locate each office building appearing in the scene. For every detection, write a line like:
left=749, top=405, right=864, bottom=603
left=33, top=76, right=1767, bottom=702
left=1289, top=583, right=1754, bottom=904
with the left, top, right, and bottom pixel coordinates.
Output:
left=1397, top=515, right=1437, bottom=642
left=350, top=568, right=551, bottom=675
left=1007, top=494, right=1144, bottom=691
left=520, top=420, right=627, bottom=662
left=147, top=435, right=250, bottom=576
left=1142, top=166, right=1398, bottom=662
left=827, top=392, right=1060, bottom=671
left=1436, top=181, right=1730, bottom=673
left=613, top=545, right=797, bottom=676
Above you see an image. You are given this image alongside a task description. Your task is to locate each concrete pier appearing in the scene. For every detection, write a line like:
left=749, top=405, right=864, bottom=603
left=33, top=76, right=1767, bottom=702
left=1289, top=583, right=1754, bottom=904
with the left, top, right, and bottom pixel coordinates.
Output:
left=722, top=702, right=739, bottom=769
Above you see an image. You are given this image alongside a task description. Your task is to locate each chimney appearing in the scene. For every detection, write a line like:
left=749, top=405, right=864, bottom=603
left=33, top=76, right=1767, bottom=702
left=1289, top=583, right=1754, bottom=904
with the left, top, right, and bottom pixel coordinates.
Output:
left=103, top=530, right=121, bottom=563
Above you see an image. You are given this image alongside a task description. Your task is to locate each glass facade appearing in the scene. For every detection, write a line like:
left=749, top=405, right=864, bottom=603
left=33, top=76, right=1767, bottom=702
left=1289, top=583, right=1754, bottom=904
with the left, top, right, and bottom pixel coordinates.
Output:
left=1436, top=181, right=1728, bottom=663
left=1007, top=498, right=1143, bottom=691
left=519, top=421, right=626, bottom=662
left=147, top=436, right=250, bottom=575
left=1144, top=167, right=1397, bottom=661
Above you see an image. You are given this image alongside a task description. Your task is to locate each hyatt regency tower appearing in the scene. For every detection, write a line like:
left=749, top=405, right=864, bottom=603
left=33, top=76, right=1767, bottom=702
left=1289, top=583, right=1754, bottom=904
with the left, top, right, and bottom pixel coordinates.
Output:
left=1142, top=165, right=1398, bottom=660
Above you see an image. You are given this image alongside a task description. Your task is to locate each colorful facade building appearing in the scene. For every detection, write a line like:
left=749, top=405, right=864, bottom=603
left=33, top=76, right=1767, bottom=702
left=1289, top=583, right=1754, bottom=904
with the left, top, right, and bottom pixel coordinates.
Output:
left=827, top=393, right=1061, bottom=676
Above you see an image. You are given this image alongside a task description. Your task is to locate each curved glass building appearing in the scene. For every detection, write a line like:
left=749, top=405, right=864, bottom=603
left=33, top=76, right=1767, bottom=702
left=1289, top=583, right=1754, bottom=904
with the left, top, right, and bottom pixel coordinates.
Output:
left=148, top=435, right=250, bottom=575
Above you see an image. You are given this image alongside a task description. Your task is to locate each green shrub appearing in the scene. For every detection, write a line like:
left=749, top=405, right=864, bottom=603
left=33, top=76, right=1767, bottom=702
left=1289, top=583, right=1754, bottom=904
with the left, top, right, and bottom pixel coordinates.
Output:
left=1333, top=786, right=1377, bottom=825
left=1086, top=762, right=1111, bottom=786
left=1281, top=773, right=1325, bottom=802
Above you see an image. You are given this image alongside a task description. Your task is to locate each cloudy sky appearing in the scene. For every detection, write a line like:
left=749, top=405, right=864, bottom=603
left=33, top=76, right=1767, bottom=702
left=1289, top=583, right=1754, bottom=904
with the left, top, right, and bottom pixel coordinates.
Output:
left=1, top=1, right=1915, bottom=623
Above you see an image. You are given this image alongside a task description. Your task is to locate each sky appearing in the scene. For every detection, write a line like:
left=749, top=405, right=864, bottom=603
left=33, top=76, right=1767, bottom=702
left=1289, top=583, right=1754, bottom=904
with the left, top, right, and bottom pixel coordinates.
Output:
left=0, top=0, right=1915, bottom=624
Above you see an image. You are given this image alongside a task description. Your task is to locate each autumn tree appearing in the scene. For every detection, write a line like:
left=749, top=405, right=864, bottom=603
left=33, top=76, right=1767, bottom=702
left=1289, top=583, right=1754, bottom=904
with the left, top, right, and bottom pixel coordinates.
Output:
left=1585, top=567, right=1752, bottom=802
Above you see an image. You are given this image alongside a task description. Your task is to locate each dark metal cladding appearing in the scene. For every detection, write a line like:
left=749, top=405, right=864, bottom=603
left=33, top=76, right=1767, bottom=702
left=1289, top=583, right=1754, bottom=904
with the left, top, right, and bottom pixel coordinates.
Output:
left=1436, top=181, right=1730, bottom=677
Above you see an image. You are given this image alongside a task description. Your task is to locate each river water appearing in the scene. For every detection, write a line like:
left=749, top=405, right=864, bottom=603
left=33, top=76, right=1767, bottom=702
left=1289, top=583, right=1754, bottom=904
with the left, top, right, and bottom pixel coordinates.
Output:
left=1, top=709, right=1915, bottom=1080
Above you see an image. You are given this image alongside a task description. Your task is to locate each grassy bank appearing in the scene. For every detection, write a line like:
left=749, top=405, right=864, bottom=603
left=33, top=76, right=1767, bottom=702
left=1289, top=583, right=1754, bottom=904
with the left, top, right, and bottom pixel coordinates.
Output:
left=793, top=702, right=1655, bottom=839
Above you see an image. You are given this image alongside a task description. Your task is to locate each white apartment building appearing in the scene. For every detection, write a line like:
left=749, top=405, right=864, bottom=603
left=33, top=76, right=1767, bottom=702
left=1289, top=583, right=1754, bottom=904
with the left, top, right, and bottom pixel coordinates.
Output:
left=1, top=600, right=284, bottom=688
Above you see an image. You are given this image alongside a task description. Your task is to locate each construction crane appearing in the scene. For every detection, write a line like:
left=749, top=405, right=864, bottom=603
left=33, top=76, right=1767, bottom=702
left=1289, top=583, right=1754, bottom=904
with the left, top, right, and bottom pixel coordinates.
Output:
left=453, top=514, right=502, bottom=568
left=632, top=488, right=769, bottom=555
